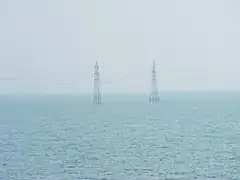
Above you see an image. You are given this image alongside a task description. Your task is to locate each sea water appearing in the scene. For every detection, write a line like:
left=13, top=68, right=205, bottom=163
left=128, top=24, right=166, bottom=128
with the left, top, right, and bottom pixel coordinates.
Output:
left=0, top=93, right=239, bottom=179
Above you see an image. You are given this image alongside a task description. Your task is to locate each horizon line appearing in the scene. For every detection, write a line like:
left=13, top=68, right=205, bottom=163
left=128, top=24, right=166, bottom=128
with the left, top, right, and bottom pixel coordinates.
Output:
left=2, top=90, right=240, bottom=95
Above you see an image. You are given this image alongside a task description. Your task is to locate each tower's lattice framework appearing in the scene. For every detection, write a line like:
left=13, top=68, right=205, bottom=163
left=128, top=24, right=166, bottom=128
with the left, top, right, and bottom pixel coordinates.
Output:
left=93, top=61, right=102, bottom=104
left=149, top=60, right=160, bottom=103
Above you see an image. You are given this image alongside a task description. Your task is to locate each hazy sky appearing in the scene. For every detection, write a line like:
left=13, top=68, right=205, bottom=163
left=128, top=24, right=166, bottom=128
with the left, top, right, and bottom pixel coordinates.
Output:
left=1, top=0, right=240, bottom=93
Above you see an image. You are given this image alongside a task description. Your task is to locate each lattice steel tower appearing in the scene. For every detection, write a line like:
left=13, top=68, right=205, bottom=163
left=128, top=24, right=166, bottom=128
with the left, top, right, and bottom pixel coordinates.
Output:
left=149, top=60, right=160, bottom=103
left=93, top=61, right=102, bottom=104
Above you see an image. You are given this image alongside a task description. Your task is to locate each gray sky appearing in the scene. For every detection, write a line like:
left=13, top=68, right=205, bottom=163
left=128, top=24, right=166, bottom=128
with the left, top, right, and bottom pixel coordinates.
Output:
left=1, top=0, right=240, bottom=94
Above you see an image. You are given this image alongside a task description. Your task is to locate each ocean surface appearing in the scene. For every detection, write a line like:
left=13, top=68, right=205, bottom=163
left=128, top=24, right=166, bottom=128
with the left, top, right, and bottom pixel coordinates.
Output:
left=0, top=93, right=239, bottom=180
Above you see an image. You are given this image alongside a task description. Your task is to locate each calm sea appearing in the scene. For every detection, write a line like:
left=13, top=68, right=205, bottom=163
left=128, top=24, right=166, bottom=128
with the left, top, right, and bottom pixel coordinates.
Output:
left=0, top=93, right=239, bottom=179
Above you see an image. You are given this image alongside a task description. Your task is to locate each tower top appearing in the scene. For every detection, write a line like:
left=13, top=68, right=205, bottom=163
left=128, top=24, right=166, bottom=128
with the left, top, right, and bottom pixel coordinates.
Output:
left=95, top=61, right=99, bottom=72
left=152, top=60, right=156, bottom=72
left=95, top=61, right=99, bottom=67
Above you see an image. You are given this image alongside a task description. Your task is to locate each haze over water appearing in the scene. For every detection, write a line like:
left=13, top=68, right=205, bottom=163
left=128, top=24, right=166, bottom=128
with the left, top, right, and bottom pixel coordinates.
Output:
left=1, top=0, right=240, bottom=93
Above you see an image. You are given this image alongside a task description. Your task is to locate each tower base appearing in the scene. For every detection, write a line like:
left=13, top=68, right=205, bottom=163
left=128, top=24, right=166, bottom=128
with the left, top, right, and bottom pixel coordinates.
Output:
left=149, top=94, right=160, bottom=103
left=93, top=94, right=102, bottom=104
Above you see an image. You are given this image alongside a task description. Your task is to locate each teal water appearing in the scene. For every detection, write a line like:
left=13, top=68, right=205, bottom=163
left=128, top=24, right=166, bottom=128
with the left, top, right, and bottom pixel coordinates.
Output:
left=0, top=94, right=239, bottom=179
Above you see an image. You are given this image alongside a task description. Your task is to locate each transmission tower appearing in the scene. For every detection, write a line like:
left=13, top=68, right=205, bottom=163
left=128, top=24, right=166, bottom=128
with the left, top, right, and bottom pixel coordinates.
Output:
left=149, top=60, right=160, bottom=103
left=93, top=61, right=102, bottom=104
